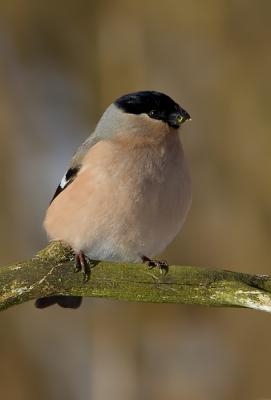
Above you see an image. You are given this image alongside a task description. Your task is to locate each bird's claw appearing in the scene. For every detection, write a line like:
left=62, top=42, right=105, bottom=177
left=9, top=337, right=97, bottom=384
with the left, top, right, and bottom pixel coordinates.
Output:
left=74, top=251, right=91, bottom=282
left=142, top=256, right=169, bottom=276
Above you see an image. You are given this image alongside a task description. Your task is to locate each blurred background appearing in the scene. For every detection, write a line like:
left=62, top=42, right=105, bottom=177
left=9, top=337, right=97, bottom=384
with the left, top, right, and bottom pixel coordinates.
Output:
left=0, top=0, right=271, bottom=399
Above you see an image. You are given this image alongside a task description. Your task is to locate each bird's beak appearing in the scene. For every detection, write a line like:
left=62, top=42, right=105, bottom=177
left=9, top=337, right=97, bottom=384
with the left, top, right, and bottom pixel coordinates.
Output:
left=168, top=107, right=191, bottom=128
left=176, top=108, right=191, bottom=125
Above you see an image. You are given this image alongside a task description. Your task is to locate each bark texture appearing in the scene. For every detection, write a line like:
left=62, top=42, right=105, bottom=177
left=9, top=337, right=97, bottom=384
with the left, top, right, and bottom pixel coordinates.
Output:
left=0, top=241, right=271, bottom=313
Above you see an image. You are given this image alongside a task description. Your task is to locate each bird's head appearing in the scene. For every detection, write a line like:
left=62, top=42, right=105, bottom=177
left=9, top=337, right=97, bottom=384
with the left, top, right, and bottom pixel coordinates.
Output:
left=115, top=91, right=191, bottom=129
left=94, top=91, right=191, bottom=141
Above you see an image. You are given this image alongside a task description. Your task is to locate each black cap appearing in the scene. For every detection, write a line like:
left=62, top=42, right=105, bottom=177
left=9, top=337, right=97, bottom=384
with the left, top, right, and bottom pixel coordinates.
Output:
left=115, top=91, right=190, bottom=128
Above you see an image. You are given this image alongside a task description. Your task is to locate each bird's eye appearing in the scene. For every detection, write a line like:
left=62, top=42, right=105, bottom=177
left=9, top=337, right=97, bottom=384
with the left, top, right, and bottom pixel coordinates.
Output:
left=148, top=110, right=156, bottom=118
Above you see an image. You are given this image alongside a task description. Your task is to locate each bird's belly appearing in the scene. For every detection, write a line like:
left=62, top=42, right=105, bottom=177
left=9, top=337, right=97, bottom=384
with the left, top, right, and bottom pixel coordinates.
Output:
left=44, top=139, right=191, bottom=263
left=82, top=157, right=191, bottom=262
left=113, top=177, right=191, bottom=262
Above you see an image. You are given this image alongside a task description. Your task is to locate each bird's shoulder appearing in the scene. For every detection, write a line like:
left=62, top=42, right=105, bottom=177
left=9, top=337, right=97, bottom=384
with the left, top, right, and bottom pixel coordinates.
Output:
left=50, top=133, right=100, bottom=204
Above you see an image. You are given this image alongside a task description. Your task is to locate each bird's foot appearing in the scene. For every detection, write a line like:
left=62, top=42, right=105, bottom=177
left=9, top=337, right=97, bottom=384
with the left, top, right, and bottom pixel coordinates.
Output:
left=74, top=251, right=91, bottom=282
left=142, top=256, right=169, bottom=276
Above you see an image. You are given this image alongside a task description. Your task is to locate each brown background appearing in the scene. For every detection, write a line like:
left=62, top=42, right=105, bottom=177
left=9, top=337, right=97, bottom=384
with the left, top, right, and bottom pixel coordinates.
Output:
left=0, top=1, right=271, bottom=399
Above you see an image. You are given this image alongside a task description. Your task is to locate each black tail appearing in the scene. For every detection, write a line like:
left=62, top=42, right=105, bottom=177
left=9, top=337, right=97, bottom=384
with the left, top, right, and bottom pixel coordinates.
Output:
left=35, top=296, right=82, bottom=309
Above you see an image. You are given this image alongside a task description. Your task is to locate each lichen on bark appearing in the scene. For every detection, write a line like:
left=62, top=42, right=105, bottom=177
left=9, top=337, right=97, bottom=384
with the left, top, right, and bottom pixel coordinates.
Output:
left=0, top=241, right=271, bottom=313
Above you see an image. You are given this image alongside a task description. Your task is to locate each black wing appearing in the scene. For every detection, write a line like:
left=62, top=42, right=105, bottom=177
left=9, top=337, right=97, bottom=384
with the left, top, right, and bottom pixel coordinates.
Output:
left=50, top=166, right=80, bottom=204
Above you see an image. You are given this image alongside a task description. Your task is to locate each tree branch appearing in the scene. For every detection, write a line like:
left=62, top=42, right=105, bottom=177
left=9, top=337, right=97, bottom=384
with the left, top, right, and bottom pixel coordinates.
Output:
left=1, top=241, right=271, bottom=313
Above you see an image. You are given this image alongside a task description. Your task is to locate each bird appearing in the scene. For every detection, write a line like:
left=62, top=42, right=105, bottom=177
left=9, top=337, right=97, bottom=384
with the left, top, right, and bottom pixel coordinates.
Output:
left=35, top=90, right=192, bottom=309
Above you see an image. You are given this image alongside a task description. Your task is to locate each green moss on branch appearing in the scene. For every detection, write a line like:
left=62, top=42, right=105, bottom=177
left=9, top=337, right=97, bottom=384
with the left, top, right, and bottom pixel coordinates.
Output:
left=0, top=241, right=271, bottom=312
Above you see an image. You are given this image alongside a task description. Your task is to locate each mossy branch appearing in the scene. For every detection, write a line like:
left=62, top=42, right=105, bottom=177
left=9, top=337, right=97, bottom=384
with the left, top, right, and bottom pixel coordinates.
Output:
left=0, top=241, right=271, bottom=312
